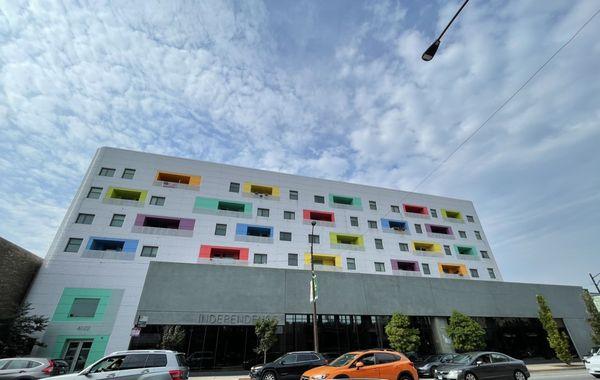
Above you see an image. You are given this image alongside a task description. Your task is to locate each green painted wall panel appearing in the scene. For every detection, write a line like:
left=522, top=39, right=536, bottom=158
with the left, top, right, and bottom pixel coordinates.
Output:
left=194, top=196, right=252, bottom=215
left=52, top=288, right=113, bottom=322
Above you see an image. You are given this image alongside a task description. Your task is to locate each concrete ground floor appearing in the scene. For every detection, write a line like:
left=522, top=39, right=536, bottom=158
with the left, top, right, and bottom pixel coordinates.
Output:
left=32, top=262, right=594, bottom=371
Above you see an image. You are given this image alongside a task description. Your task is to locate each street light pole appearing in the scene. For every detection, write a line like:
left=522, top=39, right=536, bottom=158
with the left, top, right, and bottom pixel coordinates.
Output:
left=310, top=220, right=319, bottom=353
left=422, top=0, right=470, bottom=61
left=590, top=273, right=600, bottom=293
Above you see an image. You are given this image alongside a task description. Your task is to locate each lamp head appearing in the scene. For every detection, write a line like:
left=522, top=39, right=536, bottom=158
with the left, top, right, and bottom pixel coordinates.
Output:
left=311, top=221, right=317, bottom=226
left=422, top=39, right=440, bottom=61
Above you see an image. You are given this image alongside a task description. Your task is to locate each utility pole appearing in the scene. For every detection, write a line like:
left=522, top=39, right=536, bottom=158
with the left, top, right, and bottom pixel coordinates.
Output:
left=310, top=220, right=319, bottom=352
left=590, top=273, right=600, bottom=293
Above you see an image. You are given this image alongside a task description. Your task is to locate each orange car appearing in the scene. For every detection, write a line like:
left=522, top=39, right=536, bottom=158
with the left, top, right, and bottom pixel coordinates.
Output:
left=302, top=349, right=418, bottom=380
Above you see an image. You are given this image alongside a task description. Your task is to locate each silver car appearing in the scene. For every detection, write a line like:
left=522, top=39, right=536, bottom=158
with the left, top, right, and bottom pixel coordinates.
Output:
left=0, top=358, right=69, bottom=380
left=51, top=350, right=188, bottom=380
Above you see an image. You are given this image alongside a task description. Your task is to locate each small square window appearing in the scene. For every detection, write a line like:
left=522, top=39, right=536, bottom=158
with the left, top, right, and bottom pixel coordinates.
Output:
left=314, top=195, right=325, bottom=204
left=254, top=253, right=267, bottom=264
left=69, top=298, right=100, bottom=318
left=422, top=263, right=431, bottom=275
left=374, top=262, right=385, bottom=272
left=444, top=245, right=452, bottom=255
left=399, top=243, right=409, bottom=252
left=374, top=238, right=383, bottom=249
left=368, top=220, right=378, bottom=229
left=347, top=258, right=356, bottom=270
left=280, top=232, right=292, bottom=241
left=215, top=223, right=227, bottom=236
left=480, top=250, right=490, bottom=259
left=141, top=246, right=158, bottom=257
left=391, top=205, right=400, bottom=213
left=284, top=211, right=295, bottom=220
left=474, top=231, right=482, bottom=240
left=229, top=182, right=240, bottom=193
left=110, top=214, right=125, bottom=227
left=487, top=268, right=496, bottom=279
left=308, top=234, right=320, bottom=244
left=289, top=190, right=298, bottom=200
left=430, top=209, right=438, bottom=218
left=257, top=208, right=270, bottom=217
left=75, top=213, right=94, bottom=225
left=467, top=215, right=475, bottom=223
left=150, top=196, right=165, bottom=206
left=64, top=238, right=83, bottom=253
left=350, top=216, right=359, bottom=227
left=470, top=268, right=480, bottom=278
left=369, top=200, right=377, bottom=210
left=415, top=224, right=423, bottom=234
left=459, top=230, right=467, bottom=238
left=99, top=167, right=115, bottom=177
left=288, top=253, right=298, bottom=266
left=121, top=168, right=136, bottom=179
left=87, top=187, right=103, bottom=199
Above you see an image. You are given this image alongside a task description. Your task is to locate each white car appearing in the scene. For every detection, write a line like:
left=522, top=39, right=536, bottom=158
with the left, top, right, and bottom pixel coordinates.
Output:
left=587, top=351, right=600, bottom=378
left=584, top=348, right=600, bottom=371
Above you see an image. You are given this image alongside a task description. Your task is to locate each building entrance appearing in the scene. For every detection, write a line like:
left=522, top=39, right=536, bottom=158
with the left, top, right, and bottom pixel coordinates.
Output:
left=62, top=340, right=93, bottom=372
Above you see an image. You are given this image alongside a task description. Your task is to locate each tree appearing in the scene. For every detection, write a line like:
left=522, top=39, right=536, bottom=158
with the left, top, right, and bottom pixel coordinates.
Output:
left=0, top=302, right=48, bottom=357
left=583, top=290, right=600, bottom=345
left=536, top=295, right=572, bottom=364
left=446, top=311, right=486, bottom=352
left=384, top=313, right=420, bottom=353
left=160, top=325, right=185, bottom=351
left=255, top=317, right=278, bottom=364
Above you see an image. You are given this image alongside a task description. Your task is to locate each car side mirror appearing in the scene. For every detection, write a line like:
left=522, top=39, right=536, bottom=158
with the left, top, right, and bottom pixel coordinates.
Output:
left=476, top=361, right=483, bottom=366
left=355, top=362, right=364, bottom=369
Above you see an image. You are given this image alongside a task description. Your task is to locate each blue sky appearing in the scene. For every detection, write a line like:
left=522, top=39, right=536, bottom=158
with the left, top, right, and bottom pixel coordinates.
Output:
left=1, top=0, right=599, bottom=289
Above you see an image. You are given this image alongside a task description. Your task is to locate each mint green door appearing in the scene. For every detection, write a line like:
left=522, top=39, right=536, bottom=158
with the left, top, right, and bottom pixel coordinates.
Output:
left=63, top=340, right=93, bottom=372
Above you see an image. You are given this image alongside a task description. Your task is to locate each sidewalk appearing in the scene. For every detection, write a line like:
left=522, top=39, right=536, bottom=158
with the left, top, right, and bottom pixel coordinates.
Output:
left=526, top=361, right=585, bottom=372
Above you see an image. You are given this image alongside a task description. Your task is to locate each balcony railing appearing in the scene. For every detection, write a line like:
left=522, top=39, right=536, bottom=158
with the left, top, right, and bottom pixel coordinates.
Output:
left=440, top=272, right=468, bottom=279
left=383, top=227, right=410, bottom=235
left=193, top=208, right=251, bottom=218
left=427, top=232, right=455, bottom=239
left=330, top=243, right=364, bottom=251
left=235, top=235, right=274, bottom=244
left=412, top=250, right=443, bottom=257
left=81, top=249, right=134, bottom=261
left=404, top=212, right=429, bottom=219
left=457, top=254, right=479, bottom=261
left=153, top=180, right=199, bottom=190
left=330, top=203, right=362, bottom=210
left=443, top=217, right=465, bottom=223
left=131, top=226, right=193, bottom=237
left=102, top=198, right=144, bottom=207
left=392, top=269, right=422, bottom=277
left=243, top=192, right=280, bottom=201
left=303, top=220, right=335, bottom=228
left=198, top=258, right=248, bottom=266
left=305, top=264, right=342, bottom=272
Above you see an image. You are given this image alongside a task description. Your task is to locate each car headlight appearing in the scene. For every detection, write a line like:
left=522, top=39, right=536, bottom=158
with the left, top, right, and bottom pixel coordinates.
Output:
left=446, top=370, right=462, bottom=379
left=311, top=375, right=328, bottom=380
left=251, top=366, right=263, bottom=372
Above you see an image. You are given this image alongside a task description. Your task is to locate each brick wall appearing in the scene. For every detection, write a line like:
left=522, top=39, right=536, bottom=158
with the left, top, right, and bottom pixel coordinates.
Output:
left=0, top=237, right=43, bottom=319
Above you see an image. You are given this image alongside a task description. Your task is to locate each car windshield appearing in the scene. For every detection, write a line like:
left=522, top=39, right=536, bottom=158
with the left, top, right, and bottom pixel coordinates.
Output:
left=329, top=353, right=357, bottom=367
left=450, top=354, right=476, bottom=364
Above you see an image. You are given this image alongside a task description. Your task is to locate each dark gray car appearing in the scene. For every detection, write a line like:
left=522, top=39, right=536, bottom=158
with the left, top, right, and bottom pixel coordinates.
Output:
left=435, top=352, right=530, bottom=380
left=417, top=354, right=458, bottom=378
left=0, top=358, right=69, bottom=380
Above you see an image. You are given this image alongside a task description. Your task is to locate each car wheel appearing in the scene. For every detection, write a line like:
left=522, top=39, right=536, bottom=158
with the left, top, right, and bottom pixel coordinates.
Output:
left=465, top=372, right=478, bottom=380
left=429, top=366, right=438, bottom=378
left=334, top=375, right=349, bottom=379
left=398, top=372, right=413, bottom=380
left=514, top=370, right=526, bottom=380
left=592, top=375, right=600, bottom=379
left=262, top=371, right=277, bottom=380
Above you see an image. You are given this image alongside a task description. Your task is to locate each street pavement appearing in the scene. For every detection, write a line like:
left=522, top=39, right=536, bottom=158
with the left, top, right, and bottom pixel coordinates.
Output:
left=530, top=369, right=590, bottom=380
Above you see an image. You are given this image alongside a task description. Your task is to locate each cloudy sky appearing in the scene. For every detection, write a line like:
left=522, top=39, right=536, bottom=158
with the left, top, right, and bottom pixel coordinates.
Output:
left=1, top=0, right=599, bottom=289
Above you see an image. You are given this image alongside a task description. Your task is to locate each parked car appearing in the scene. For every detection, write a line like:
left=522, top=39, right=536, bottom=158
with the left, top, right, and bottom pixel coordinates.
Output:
left=586, top=351, right=600, bottom=377
left=301, top=349, right=417, bottom=380
left=0, top=358, right=69, bottom=379
left=244, top=352, right=284, bottom=370
left=417, top=354, right=458, bottom=378
left=250, top=352, right=327, bottom=380
left=50, top=350, right=188, bottom=380
left=435, top=352, right=529, bottom=380
left=584, top=347, right=600, bottom=370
